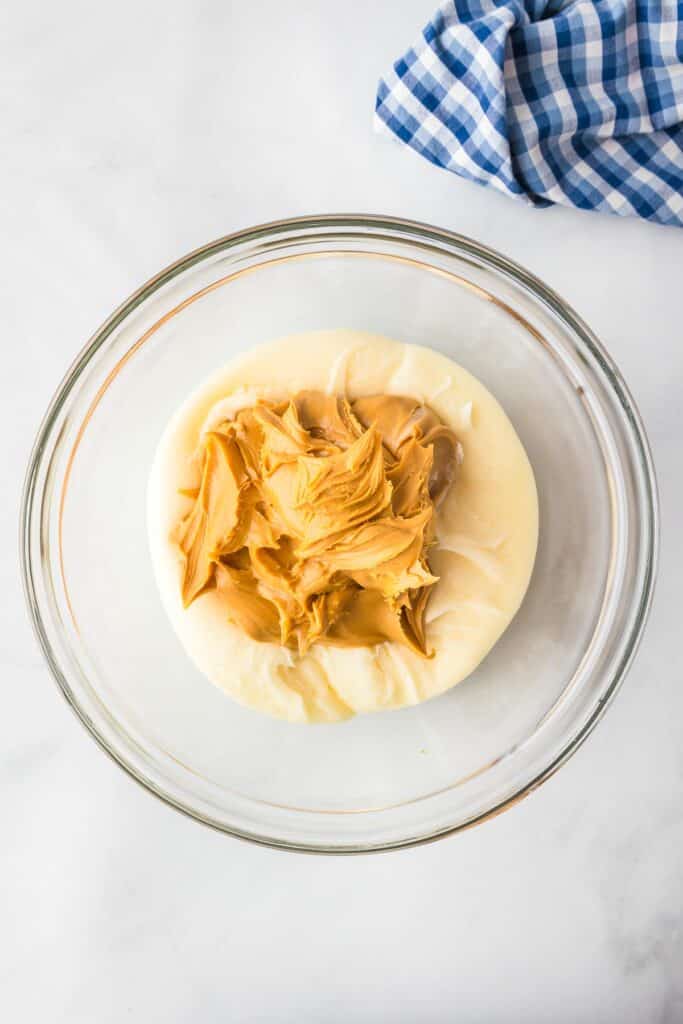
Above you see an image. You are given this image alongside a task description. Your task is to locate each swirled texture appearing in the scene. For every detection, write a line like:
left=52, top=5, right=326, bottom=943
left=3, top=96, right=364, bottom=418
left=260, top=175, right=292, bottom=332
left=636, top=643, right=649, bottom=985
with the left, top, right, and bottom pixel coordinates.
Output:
left=148, top=331, right=539, bottom=722
left=175, top=392, right=459, bottom=656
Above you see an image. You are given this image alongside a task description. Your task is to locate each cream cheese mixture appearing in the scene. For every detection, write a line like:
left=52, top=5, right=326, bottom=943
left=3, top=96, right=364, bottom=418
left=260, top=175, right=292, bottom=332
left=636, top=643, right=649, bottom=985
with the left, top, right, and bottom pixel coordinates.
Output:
left=148, top=331, right=538, bottom=722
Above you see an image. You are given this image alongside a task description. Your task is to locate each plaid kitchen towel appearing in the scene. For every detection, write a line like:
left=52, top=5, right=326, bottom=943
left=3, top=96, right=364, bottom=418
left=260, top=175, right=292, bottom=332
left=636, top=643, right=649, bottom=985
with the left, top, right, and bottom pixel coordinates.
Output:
left=375, top=0, right=683, bottom=225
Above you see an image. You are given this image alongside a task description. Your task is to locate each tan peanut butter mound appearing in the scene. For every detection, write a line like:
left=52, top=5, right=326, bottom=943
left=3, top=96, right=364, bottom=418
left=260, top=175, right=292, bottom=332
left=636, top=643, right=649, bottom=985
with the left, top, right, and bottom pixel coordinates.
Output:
left=174, top=391, right=460, bottom=656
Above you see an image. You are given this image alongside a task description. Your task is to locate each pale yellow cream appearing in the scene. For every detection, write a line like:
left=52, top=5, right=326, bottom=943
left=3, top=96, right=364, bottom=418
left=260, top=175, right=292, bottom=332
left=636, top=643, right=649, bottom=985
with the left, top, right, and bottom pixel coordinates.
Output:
left=148, top=331, right=539, bottom=722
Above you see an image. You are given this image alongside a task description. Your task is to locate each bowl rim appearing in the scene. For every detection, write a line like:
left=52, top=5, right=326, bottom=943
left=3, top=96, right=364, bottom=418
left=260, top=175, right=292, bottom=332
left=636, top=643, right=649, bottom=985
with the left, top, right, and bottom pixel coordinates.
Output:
left=20, top=213, right=660, bottom=853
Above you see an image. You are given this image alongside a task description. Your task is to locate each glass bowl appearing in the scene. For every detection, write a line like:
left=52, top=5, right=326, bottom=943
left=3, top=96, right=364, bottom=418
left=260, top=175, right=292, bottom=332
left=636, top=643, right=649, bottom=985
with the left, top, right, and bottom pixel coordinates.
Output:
left=21, top=215, right=658, bottom=852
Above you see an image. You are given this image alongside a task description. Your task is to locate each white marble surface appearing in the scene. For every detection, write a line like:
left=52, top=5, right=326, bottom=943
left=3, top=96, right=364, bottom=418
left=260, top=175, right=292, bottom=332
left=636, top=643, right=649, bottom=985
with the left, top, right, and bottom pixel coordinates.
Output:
left=2, top=2, right=683, bottom=1020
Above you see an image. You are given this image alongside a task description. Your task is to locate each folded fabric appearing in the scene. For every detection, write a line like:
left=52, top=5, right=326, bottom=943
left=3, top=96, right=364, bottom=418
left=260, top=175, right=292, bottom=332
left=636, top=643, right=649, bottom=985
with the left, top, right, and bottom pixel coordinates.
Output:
left=375, top=0, right=683, bottom=226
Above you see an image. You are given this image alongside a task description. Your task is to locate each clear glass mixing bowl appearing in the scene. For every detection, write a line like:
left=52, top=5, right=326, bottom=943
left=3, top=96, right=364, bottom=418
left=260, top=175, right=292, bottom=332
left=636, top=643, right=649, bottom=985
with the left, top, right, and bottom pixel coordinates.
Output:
left=21, top=216, right=658, bottom=852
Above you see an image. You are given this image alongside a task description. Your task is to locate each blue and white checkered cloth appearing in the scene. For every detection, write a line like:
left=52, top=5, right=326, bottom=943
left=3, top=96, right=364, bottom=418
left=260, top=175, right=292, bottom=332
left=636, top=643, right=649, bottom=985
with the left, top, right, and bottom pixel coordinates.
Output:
left=376, top=0, right=683, bottom=226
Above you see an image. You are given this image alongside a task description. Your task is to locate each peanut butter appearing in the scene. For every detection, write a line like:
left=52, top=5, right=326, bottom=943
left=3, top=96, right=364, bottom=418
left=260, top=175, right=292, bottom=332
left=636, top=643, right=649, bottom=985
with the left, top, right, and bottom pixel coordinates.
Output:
left=174, top=391, right=459, bottom=656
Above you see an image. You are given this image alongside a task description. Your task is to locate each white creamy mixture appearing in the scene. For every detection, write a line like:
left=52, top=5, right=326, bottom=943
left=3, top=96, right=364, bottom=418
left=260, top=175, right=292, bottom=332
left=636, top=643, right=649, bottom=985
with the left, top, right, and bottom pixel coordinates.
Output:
left=148, top=331, right=538, bottom=722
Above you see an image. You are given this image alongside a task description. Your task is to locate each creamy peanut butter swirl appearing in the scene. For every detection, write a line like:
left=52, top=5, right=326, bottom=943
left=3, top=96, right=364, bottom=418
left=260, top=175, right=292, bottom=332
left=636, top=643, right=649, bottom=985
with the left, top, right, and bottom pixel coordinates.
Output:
left=174, top=391, right=460, bottom=656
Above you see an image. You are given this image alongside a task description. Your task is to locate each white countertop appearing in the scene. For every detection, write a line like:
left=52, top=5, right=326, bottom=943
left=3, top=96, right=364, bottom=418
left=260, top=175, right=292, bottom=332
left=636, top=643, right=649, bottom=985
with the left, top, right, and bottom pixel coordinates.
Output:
left=2, top=2, right=682, bottom=1020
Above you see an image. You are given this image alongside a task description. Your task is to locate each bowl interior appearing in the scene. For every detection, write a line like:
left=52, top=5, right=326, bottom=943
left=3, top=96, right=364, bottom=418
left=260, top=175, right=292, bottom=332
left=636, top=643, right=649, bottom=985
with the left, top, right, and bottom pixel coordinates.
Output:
left=29, top=223, right=654, bottom=849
